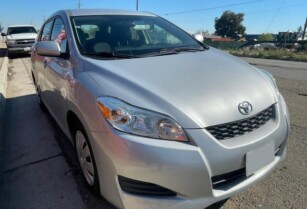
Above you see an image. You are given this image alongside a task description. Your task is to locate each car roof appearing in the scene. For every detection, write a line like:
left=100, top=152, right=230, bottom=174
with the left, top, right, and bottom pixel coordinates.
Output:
left=67, top=9, right=156, bottom=17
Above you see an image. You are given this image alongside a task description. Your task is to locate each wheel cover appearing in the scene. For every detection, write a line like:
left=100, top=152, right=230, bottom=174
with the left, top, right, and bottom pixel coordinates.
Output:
left=76, top=130, right=95, bottom=186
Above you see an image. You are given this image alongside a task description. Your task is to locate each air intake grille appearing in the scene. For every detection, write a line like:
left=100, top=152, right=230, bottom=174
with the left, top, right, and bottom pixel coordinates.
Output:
left=16, top=39, right=35, bottom=45
left=118, top=176, right=177, bottom=197
left=211, top=168, right=246, bottom=189
left=207, top=105, right=274, bottom=140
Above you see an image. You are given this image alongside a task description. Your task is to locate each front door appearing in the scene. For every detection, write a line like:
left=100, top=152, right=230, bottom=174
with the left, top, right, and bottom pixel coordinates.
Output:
left=43, top=18, right=71, bottom=128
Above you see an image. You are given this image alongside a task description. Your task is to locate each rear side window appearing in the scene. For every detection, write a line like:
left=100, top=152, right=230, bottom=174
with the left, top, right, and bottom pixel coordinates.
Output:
left=40, top=20, right=54, bottom=41
left=51, top=18, right=67, bottom=53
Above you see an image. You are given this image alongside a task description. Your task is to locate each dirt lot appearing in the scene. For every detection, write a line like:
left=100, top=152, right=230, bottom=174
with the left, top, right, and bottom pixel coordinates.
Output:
left=0, top=56, right=306, bottom=209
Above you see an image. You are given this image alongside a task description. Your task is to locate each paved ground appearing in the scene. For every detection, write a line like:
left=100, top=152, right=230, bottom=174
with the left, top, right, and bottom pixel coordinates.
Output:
left=0, top=56, right=306, bottom=209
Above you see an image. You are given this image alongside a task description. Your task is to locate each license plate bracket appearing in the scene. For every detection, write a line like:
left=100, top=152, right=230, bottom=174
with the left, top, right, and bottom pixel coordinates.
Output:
left=246, top=141, right=275, bottom=177
left=24, top=47, right=31, bottom=52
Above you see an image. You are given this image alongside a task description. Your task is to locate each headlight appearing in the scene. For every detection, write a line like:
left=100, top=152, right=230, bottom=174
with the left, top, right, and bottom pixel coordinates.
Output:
left=97, top=97, right=188, bottom=142
left=7, top=40, right=16, bottom=45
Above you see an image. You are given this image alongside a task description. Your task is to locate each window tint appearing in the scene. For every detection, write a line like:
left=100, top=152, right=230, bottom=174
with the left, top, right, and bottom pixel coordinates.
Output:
left=51, top=18, right=67, bottom=53
left=40, top=20, right=53, bottom=41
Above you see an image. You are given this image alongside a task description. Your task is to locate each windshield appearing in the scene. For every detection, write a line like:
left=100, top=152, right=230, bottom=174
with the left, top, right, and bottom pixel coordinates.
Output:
left=72, top=15, right=204, bottom=58
left=7, top=26, right=37, bottom=35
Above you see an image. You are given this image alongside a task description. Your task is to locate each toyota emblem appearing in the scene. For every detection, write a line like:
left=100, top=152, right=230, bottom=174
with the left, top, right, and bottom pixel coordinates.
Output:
left=238, top=101, right=253, bottom=115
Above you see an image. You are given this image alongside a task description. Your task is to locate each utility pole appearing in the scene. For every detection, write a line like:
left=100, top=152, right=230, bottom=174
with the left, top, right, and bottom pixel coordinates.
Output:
left=136, top=0, right=139, bottom=11
left=302, top=17, right=307, bottom=40
left=77, top=0, right=81, bottom=9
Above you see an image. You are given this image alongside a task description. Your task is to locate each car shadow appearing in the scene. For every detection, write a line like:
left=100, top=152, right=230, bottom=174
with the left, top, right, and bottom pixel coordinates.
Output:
left=0, top=94, right=118, bottom=209
left=0, top=48, right=6, bottom=57
left=8, top=53, right=31, bottom=59
left=1, top=92, right=228, bottom=209
left=0, top=46, right=31, bottom=59
left=206, top=199, right=228, bottom=209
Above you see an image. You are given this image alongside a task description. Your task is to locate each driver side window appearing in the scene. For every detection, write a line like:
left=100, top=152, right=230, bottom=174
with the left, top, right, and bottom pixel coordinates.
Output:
left=51, top=18, right=67, bottom=54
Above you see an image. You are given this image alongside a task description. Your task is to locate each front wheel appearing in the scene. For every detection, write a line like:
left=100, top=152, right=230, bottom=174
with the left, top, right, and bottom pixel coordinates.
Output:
left=75, top=128, right=100, bottom=193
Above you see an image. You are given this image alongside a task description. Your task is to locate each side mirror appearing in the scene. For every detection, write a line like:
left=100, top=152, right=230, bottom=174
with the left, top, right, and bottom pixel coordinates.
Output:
left=35, top=41, right=61, bottom=57
left=1, top=33, right=6, bottom=36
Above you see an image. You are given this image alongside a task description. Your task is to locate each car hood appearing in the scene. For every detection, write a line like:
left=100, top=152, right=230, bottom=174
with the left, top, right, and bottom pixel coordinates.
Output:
left=7, top=33, right=37, bottom=40
left=84, top=48, right=277, bottom=128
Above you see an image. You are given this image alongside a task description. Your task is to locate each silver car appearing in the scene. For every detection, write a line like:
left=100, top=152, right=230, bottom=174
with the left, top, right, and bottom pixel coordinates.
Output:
left=31, top=9, right=289, bottom=209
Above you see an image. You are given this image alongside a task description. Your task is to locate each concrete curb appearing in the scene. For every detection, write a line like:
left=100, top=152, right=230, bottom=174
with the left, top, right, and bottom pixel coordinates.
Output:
left=0, top=56, right=8, bottom=99
left=0, top=55, right=8, bottom=136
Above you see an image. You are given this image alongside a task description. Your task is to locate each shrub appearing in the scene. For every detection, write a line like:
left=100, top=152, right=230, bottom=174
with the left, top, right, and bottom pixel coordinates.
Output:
left=227, top=49, right=307, bottom=62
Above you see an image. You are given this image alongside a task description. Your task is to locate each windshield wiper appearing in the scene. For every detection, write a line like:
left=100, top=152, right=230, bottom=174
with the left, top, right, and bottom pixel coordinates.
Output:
left=142, top=47, right=205, bottom=58
left=172, top=47, right=205, bottom=53
left=142, top=50, right=179, bottom=57
left=82, top=52, right=138, bottom=59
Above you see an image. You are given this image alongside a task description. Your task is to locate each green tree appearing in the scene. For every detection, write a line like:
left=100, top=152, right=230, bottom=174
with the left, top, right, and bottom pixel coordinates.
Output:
left=214, top=10, right=246, bottom=39
left=258, top=33, right=274, bottom=42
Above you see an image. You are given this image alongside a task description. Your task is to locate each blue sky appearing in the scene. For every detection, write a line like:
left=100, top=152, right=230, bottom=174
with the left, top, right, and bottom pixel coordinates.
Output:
left=0, top=0, right=306, bottom=34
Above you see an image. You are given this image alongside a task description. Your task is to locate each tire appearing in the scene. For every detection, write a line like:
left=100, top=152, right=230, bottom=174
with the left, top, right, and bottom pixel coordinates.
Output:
left=74, top=125, right=100, bottom=194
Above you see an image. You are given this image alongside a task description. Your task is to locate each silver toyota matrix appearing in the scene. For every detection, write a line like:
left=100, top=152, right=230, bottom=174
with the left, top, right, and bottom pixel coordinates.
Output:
left=31, top=9, right=290, bottom=209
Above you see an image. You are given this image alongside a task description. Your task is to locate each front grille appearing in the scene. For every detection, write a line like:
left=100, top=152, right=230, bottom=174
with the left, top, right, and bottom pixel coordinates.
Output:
left=16, top=39, right=35, bottom=45
left=211, top=168, right=246, bottom=189
left=207, top=105, right=274, bottom=140
left=118, top=176, right=177, bottom=197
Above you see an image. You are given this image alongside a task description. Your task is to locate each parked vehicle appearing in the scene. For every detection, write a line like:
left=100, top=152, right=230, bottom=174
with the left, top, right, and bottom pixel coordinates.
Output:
left=1, top=25, right=37, bottom=57
left=253, top=42, right=276, bottom=50
left=31, top=9, right=290, bottom=209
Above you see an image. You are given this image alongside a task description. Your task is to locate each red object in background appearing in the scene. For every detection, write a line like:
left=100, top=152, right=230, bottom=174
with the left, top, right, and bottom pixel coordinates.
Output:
left=55, top=29, right=66, bottom=46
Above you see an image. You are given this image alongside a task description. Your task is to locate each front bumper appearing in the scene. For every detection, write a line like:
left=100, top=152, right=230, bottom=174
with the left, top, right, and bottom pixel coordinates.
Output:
left=88, top=98, right=289, bottom=209
left=7, top=44, right=33, bottom=54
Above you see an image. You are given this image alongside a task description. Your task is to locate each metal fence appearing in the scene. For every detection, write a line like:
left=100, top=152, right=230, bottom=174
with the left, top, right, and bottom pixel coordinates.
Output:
left=203, top=41, right=246, bottom=50
left=204, top=40, right=307, bottom=50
